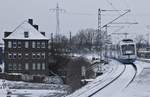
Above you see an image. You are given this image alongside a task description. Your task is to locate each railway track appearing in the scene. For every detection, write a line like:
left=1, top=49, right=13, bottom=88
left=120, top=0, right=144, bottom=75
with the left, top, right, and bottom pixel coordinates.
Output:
left=67, top=60, right=124, bottom=97
left=90, top=63, right=137, bottom=97
left=125, top=63, right=137, bottom=88
left=67, top=61, right=138, bottom=97
left=88, top=64, right=126, bottom=97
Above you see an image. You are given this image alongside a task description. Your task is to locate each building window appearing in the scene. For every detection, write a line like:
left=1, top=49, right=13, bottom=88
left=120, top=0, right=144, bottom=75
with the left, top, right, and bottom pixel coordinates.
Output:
left=18, top=63, right=22, bottom=70
left=37, top=53, right=40, bottom=59
left=13, top=63, right=17, bottom=70
left=18, top=41, right=21, bottom=48
left=18, top=53, right=22, bottom=59
left=42, top=63, right=45, bottom=70
left=32, top=63, right=36, bottom=70
left=25, top=41, right=29, bottom=48
left=41, top=53, right=45, bottom=59
left=41, top=42, right=45, bottom=48
left=25, top=53, right=29, bottom=59
left=8, top=64, right=13, bottom=70
left=48, top=44, right=51, bottom=49
left=13, top=41, right=17, bottom=48
left=24, top=31, right=29, bottom=38
left=37, top=42, right=40, bottom=48
left=8, top=41, right=12, bottom=48
left=32, top=41, right=36, bottom=48
left=8, top=53, right=12, bottom=59
left=37, top=63, right=41, bottom=70
left=32, top=53, right=36, bottom=59
left=25, top=63, right=29, bottom=70
left=13, top=53, right=17, bottom=59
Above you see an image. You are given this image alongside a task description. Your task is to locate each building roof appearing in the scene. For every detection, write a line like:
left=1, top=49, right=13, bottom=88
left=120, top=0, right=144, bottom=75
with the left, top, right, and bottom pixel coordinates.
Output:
left=3, top=21, right=49, bottom=40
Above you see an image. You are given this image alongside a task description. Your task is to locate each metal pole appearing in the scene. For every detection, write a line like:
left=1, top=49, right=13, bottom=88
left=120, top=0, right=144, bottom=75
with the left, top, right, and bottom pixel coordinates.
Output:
left=56, top=3, right=60, bottom=42
left=50, top=3, right=65, bottom=43
left=98, top=8, right=102, bottom=61
left=105, top=25, right=108, bottom=63
left=69, top=31, right=72, bottom=55
left=97, top=8, right=103, bottom=75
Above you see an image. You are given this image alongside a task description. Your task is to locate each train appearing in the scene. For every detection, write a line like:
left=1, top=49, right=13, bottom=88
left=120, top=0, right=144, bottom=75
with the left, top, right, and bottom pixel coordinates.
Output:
left=111, top=39, right=137, bottom=64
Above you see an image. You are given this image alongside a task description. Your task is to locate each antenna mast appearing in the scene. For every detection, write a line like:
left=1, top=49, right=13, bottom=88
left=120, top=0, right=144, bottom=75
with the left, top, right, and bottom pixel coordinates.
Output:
left=50, top=3, right=65, bottom=42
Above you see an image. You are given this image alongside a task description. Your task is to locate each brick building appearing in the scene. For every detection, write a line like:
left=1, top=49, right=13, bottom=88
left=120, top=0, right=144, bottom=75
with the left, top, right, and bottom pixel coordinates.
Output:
left=3, top=19, right=49, bottom=75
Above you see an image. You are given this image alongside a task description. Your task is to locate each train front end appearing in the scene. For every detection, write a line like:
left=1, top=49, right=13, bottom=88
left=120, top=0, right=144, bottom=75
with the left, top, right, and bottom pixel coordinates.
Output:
left=118, top=39, right=137, bottom=64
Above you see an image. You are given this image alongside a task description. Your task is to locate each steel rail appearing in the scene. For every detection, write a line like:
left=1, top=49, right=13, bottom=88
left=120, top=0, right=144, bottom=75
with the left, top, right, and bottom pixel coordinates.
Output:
left=88, top=64, right=126, bottom=97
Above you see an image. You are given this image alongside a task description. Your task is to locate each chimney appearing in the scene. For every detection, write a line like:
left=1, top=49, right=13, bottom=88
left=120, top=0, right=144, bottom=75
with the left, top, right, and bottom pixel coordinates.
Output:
left=4, top=32, right=12, bottom=38
left=28, top=19, right=33, bottom=25
left=33, top=24, right=39, bottom=30
left=40, top=32, right=45, bottom=36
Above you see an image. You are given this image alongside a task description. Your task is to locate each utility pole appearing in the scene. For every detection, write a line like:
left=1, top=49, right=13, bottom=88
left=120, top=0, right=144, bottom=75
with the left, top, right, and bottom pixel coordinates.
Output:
left=69, top=31, right=72, bottom=55
left=104, top=25, right=108, bottom=63
left=96, top=8, right=103, bottom=76
left=98, top=8, right=102, bottom=60
left=50, top=3, right=65, bottom=42
left=51, top=33, right=54, bottom=55
left=146, top=26, right=150, bottom=48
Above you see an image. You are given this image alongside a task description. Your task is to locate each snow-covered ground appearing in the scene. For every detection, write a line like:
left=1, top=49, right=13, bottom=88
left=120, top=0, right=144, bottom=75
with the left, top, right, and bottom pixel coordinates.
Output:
left=93, top=64, right=136, bottom=97
left=67, top=57, right=150, bottom=97
left=11, top=89, right=67, bottom=97
left=115, top=60, right=150, bottom=97
left=0, top=79, right=70, bottom=97
left=1, top=54, right=150, bottom=97
left=67, top=59, right=125, bottom=97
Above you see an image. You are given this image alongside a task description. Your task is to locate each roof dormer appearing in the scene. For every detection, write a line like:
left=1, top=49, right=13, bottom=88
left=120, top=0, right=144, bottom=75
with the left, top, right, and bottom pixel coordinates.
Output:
left=24, top=31, right=29, bottom=38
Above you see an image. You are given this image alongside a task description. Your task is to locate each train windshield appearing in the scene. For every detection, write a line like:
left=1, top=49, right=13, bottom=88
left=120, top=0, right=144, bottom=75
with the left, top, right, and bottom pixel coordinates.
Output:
left=121, top=44, right=135, bottom=55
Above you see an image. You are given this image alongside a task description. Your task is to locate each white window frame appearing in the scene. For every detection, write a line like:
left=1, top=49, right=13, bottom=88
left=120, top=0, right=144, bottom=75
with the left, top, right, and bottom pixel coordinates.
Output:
left=8, top=64, right=13, bottom=70
left=41, top=42, right=45, bottom=48
left=41, top=53, right=45, bottom=59
left=18, top=41, right=21, bottom=48
left=37, top=53, right=41, bottom=59
left=25, top=53, right=29, bottom=59
left=13, top=63, right=17, bottom=70
left=32, top=53, right=36, bottom=59
left=25, top=41, right=29, bottom=48
left=13, top=41, right=17, bottom=48
left=32, top=63, right=36, bottom=70
left=8, top=41, right=12, bottom=48
left=37, top=63, right=41, bottom=70
left=37, top=42, right=40, bottom=48
left=32, top=41, right=36, bottom=48
left=8, top=53, right=12, bottom=59
left=42, top=63, right=45, bottom=70
left=25, top=63, right=29, bottom=70
left=18, top=53, right=22, bottom=59
left=13, top=53, right=17, bottom=59
left=18, top=63, right=22, bottom=70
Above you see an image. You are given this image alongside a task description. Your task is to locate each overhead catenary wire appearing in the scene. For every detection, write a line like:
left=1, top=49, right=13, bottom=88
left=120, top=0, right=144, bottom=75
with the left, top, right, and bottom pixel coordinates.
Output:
left=102, top=9, right=131, bottom=28
left=65, top=11, right=95, bottom=16
left=105, top=0, right=138, bottom=28
left=105, top=0, right=122, bottom=15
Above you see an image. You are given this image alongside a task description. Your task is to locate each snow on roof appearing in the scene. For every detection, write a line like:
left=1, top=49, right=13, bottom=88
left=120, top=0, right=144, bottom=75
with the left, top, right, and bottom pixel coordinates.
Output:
left=3, top=21, right=49, bottom=40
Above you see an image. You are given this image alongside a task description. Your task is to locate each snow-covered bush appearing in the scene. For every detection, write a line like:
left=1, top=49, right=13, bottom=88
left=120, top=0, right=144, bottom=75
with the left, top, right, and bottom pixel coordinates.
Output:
left=43, top=76, right=63, bottom=84
left=21, top=74, right=33, bottom=82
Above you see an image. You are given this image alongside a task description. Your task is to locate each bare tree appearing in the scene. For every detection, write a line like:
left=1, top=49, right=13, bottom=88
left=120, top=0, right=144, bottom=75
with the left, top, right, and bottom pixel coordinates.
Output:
left=135, top=34, right=147, bottom=51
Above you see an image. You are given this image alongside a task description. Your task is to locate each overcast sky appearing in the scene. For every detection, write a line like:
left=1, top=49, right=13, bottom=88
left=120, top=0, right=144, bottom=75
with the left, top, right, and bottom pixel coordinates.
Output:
left=0, top=0, right=150, bottom=43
